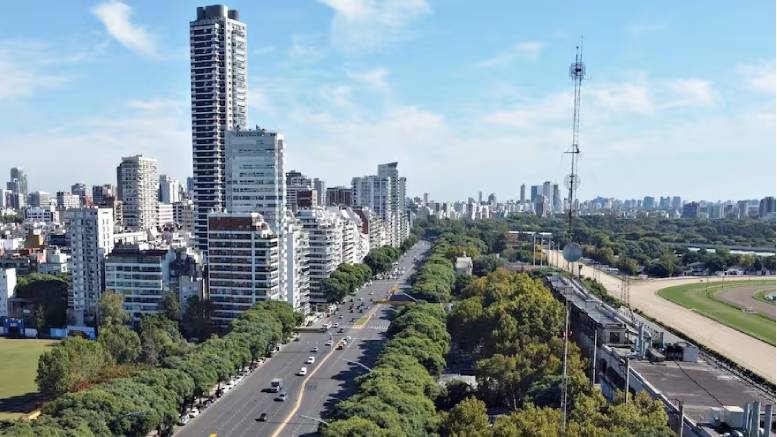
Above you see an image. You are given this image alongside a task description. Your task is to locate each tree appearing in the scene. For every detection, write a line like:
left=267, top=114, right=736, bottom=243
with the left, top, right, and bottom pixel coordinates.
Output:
left=617, top=257, right=640, bottom=275
left=472, top=255, right=504, bottom=276
left=36, top=337, right=113, bottom=397
left=98, top=291, right=129, bottom=327
left=98, top=325, right=141, bottom=364
left=13, top=273, right=68, bottom=329
left=321, top=416, right=393, bottom=437
left=492, top=404, right=561, bottom=436
left=161, top=293, right=181, bottom=322
left=181, top=296, right=214, bottom=340
left=441, top=397, right=491, bottom=437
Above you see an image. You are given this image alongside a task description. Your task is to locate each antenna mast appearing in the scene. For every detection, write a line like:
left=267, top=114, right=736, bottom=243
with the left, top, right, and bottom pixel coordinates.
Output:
left=565, top=40, right=585, bottom=241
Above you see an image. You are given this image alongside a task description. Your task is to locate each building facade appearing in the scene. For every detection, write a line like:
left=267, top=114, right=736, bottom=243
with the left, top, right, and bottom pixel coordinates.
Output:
left=207, top=213, right=280, bottom=325
left=190, top=5, right=248, bottom=250
left=117, top=155, right=159, bottom=231
left=65, top=208, right=114, bottom=325
left=296, top=208, right=342, bottom=305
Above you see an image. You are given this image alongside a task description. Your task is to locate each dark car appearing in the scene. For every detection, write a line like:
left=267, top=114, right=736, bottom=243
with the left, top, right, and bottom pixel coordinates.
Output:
left=256, top=413, right=268, bottom=422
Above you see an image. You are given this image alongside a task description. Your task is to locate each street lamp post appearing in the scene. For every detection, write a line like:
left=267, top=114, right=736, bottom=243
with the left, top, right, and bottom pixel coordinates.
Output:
left=344, top=359, right=373, bottom=373
left=300, top=415, right=330, bottom=427
left=396, top=291, right=418, bottom=303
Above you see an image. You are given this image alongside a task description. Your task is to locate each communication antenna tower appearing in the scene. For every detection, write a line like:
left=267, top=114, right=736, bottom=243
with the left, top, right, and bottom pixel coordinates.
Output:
left=561, top=39, right=587, bottom=435
left=565, top=40, right=586, bottom=241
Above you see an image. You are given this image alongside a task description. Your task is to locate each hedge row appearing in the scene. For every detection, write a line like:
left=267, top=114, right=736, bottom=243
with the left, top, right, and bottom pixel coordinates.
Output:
left=322, top=304, right=450, bottom=436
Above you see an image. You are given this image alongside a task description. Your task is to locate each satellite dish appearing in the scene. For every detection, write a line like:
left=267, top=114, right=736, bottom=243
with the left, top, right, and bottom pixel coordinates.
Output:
left=564, top=174, right=581, bottom=191
left=563, top=242, right=582, bottom=262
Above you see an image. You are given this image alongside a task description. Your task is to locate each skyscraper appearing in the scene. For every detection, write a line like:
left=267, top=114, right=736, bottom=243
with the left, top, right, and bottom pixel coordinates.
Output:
left=117, top=155, right=159, bottom=231
left=159, top=175, right=181, bottom=204
left=190, top=5, right=247, bottom=250
left=552, top=184, right=561, bottom=212
left=519, top=184, right=526, bottom=203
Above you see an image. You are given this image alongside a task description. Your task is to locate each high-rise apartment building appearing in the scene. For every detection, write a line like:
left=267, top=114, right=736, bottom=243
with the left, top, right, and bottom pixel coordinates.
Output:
left=284, top=214, right=310, bottom=313
left=296, top=208, right=342, bottom=305
left=225, top=128, right=286, bottom=233
left=65, top=208, right=114, bottom=324
left=520, top=184, right=526, bottom=203
left=190, top=5, right=248, bottom=250
left=8, top=167, right=28, bottom=197
left=552, top=184, right=561, bottom=212
left=207, top=212, right=280, bottom=325
left=0, top=268, right=16, bottom=318
left=159, top=175, right=181, bottom=204
left=313, top=178, right=326, bottom=207
left=759, top=196, right=776, bottom=218
left=117, top=155, right=159, bottom=231
left=71, top=183, right=88, bottom=199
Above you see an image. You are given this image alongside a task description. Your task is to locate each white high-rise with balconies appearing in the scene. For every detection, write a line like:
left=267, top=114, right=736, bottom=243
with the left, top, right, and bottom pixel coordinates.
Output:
left=117, top=155, right=159, bottom=231
left=190, top=4, right=247, bottom=250
left=65, top=208, right=114, bottom=325
left=352, top=162, right=409, bottom=247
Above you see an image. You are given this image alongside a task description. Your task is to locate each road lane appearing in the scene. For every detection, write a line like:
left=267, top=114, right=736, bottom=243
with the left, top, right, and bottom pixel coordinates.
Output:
left=175, top=241, right=430, bottom=437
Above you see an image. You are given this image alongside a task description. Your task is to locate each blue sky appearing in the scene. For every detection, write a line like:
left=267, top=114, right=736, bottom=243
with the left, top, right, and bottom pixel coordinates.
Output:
left=1, top=1, right=774, bottom=202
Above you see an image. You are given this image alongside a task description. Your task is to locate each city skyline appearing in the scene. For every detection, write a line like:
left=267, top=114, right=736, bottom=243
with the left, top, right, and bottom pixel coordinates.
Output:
left=1, top=1, right=774, bottom=201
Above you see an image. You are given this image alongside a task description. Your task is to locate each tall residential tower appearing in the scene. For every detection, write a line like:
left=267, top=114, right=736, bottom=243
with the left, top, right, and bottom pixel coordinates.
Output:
left=190, top=5, right=247, bottom=250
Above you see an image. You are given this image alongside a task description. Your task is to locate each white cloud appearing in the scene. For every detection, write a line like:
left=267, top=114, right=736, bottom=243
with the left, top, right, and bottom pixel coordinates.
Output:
left=737, top=61, right=776, bottom=93
left=92, top=1, right=157, bottom=57
left=319, top=0, right=431, bottom=52
left=347, top=67, right=389, bottom=89
left=662, top=79, right=716, bottom=108
left=0, top=50, right=67, bottom=99
left=0, top=40, right=87, bottom=100
left=477, top=41, right=543, bottom=68
left=287, top=35, right=327, bottom=63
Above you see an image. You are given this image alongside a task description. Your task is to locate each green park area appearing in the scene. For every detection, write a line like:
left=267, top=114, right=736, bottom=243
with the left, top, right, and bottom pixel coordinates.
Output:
left=0, top=338, right=57, bottom=420
left=658, top=280, right=775, bottom=345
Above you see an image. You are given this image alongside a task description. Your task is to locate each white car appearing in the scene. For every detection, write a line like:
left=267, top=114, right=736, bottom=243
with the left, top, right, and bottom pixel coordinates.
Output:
left=298, top=367, right=308, bottom=376
left=325, top=340, right=333, bottom=347
left=306, top=356, right=315, bottom=364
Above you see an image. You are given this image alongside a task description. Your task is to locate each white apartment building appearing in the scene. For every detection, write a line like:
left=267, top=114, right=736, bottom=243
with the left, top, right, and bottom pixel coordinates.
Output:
left=352, top=162, right=409, bottom=247
left=284, top=213, right=310, bottom=314
left=117, top=155, right=159, bottom=231
left=56, top=191, right=81, bottom=210
left=342, top=208, right=370, bottom=262
left=0, top=268, right=16, bottom=318
left=65, top=208, right=114, bottom=325
left=38, top=247, right=70, bottom=275
left=225, top=128, right=286, bottom=234
left=207, top=212, right=280, bottom=325
left=190, top=5, right=247, bottom=250
left=157, top=202, right=174, bottom=227
left=225, top=127, right=288, bottom=301
left=296, top=208, right=342, bottom=305
left=159, top=175, right=181, bottom=204
left=105, top=246, right=202, bottom=320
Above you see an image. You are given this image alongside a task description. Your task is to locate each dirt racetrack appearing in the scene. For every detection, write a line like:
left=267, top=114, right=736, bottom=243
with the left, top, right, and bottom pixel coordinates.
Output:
left=717, top=285, right=775, bottom=320
left=547, top=250, right=776, bottom=383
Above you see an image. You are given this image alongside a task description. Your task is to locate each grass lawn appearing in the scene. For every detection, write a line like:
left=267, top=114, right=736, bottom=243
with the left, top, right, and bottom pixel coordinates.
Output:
left=754, top=289, right=776, bottom=305
left=0, top=338, right=57, bottom=420
left=658, top=280, right=775, bottom=346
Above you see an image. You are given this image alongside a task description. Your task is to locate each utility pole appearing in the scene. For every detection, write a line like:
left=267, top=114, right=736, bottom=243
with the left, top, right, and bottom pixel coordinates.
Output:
left=591, top=329, right=598, bottom=386
left=624, top=357, right=630, bottom=404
